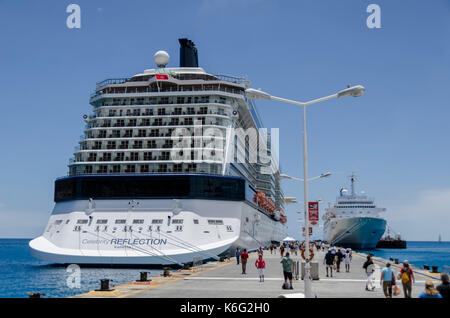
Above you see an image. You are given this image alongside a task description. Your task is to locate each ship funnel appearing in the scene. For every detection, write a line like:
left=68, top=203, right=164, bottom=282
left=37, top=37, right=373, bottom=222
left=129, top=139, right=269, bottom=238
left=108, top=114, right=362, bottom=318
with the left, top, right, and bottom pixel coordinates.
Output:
left=179, top=38, right=198, bottom=67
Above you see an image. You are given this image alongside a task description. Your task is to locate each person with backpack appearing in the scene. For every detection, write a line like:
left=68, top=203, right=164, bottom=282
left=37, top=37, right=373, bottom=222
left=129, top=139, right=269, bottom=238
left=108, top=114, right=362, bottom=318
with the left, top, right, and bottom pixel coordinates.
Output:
left=398, top=260, right=415, bottom=298
left=255, top=254, right=266, bottom=282
left=363, top=254, right=375, bottom=291
left=240, top=249, right=249, bottom=274
left=280, top=252, right=294, bottom=289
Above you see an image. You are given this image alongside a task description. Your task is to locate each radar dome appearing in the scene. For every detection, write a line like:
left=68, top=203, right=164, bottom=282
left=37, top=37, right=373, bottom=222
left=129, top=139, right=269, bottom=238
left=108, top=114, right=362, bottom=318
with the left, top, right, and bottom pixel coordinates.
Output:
left=154, top=50, right=169, bottom=67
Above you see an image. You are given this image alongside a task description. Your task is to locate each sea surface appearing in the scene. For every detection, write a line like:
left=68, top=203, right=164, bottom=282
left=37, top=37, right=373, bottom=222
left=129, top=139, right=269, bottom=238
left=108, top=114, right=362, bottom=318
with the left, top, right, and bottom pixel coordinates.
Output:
left=0, top=239, right=164, bottom=298
left=360, top=241, right=450, bottom=270
left=0, top=239, right=449, bottom=298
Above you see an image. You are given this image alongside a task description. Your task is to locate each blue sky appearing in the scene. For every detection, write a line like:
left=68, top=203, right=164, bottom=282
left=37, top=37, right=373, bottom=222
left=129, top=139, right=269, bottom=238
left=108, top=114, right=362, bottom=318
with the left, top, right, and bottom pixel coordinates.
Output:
left=0, top=0, right=449, bottom=240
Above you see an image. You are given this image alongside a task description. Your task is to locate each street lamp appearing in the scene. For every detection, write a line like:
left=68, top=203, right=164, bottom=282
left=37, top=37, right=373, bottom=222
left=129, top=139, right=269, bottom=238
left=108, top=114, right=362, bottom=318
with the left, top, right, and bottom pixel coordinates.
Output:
left=246, top=85, right=365, bottom=298
left=280, top=172, right=331, bottom=182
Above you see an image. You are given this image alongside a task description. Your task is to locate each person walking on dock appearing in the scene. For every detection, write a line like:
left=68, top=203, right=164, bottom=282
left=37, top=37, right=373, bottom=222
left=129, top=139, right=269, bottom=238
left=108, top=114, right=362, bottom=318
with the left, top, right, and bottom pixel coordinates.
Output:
left=380, top=262, right=395, bottom=298
left=398, top=260, right=414, bottom=298
left=363, top=255, right=375, bottom=291
left=258, top=246, right=264, bottom=256
left=235, top=247, right=241, bottom=265
left=335, top=249, right=344, bottom=273
left=418, top=280, right=442, bottom=298
left=324, top=249, right=335, bottom=277
left=344, top=249, right=352, bottom=272
left=436, top=273, right=450, bottom=299
left=280, top=245, right=285, bottom=258
left=240, top=249, right=249, bottom=274
left=281, top=252, right=294, bottom=289
left=255, top=254, right=266, bottom=282
left=270, top=244, right=274, bottom=255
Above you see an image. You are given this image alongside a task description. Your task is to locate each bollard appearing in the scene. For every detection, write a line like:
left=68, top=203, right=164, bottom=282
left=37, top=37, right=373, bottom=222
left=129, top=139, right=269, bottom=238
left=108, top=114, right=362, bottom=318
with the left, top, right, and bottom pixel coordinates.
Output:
left=394, top=259, right=399, bottom=264
left=28, top=292, right=45, bottom=298
left=431, top=266, right=439, bottom=273
left=423, top=265, right=430, bottom=270
left=137, top=271, right=151, bottom=282
left=163, top=267, right=171, bottom=277
left=219, top=256, right=225, bottom=262
left=96, top=279, right=114, bottom=291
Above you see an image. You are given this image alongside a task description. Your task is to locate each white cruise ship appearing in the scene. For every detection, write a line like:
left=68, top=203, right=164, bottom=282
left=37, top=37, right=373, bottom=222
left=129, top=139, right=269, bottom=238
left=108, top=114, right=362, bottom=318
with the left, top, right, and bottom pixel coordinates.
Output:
left=29, top=39, right=286, bottom=265
left=323, top=174, right=386, bottom=249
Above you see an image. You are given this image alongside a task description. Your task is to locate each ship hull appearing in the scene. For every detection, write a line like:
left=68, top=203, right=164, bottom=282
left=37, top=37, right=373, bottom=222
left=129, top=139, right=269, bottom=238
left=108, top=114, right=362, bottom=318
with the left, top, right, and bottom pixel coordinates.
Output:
left=323, top=217, right=386, bottom=249
left=29, top=198, right=285, bottom=265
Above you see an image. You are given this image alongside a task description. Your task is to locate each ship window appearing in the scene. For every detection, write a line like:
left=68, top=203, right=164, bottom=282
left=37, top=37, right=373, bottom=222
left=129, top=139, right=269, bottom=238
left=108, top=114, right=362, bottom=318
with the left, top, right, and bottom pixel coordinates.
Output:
left=96, top=219, right=108, bottom=224
left=54, top=220, right=63, bottom=225
left=66, top=220, right=70, bottom=224
left=133, top=219, right=144, bottom=224
left=148, top=225, right=152, bottom=232
left=193, top=219, right=199, bottom=224
left=226, top=225, right=233, bottom=232
left=152, top=219, right=163, bottom=224
left=77, top=219, right=88, bottom=224
left=172, top=219, right=183, bottom=224
left=115, top=219, right=126, bottom=224
left=175, top=225, right=183, bottom=232
left=208, top=219, right=224, bottom=225
left=54, top=175, right=245, bottom=202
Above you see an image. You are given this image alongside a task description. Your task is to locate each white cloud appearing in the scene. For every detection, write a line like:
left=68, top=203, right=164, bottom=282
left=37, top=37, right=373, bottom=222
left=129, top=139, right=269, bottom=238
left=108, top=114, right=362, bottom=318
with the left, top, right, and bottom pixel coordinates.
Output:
left=385, top=188, right=450, bottom=241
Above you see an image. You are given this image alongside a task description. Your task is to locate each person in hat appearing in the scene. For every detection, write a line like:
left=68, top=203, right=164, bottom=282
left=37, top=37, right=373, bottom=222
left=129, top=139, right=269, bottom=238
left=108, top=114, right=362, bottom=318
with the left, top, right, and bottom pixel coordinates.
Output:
left=398, top=260, right=415, bottom=298
left=418, top=280, right=442, bottom=298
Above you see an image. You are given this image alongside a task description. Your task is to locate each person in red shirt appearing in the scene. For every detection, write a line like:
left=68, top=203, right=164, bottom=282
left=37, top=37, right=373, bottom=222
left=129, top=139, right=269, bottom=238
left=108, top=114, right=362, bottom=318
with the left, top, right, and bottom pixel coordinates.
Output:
left=255, top=254, right=266, bottom=282
left=240, top=249, right=249, bottom=274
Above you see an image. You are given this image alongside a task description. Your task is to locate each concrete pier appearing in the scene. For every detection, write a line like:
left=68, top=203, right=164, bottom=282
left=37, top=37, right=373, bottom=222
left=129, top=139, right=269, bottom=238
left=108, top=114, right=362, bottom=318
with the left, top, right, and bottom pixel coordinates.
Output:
left=72, top=248, right=441, bottom=298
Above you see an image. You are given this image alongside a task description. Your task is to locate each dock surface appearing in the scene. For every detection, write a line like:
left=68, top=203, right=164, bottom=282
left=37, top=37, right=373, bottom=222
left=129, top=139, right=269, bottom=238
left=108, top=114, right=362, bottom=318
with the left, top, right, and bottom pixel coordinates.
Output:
left=73, top=248, right=441, bottom=298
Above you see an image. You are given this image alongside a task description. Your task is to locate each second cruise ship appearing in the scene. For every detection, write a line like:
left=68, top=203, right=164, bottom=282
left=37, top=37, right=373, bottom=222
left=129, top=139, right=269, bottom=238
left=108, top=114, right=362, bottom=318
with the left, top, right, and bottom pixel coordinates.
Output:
left=323, top=174, right=386, bottom=249
left=29, top=39, right=286, bottom=265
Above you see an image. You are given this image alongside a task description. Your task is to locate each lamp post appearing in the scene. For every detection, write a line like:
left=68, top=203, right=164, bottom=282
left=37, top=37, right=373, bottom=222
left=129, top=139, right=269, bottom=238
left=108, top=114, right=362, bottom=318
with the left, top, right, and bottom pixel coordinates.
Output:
left=246, top=85, right=365, bottom=298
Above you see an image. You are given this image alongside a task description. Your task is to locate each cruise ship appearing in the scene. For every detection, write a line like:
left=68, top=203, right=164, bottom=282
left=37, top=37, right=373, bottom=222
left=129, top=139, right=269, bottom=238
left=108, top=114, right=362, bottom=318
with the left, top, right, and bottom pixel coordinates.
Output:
left=323, top=174, right=386, bottom=249
left=29, top=39, right=286, bottom=265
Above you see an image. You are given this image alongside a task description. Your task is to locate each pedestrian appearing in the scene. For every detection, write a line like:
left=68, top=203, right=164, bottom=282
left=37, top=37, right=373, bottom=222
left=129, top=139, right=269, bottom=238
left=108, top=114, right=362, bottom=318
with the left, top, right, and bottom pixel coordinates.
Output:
left=255, top=254, right=266, bottom=282
left=363, top=255, right=375, bottom=291
left=270, top=244, right=274, bottom=255
left=324, top=249, right=334, bottom=277
left=235, top=247, right=241, bottom=265
left=335, top=249, right=344, bottom=272
left=436, top=273, right=450, bottom=299
left=273, top=244, right=277, bottom=255
left=398, top=260, right=414, bottom=298
left=240, top=249, right=249, bottom=274
left=418, top=280, right=442, bottom=298
left=344, top=249, right=352, bottom=272
left=280, top=245, right=285, bottom=257
left=280, top=252, right=294, bottom=289
left=380, top=262, right=395, bottom=298
left=258, top=246, right=264, bottom=256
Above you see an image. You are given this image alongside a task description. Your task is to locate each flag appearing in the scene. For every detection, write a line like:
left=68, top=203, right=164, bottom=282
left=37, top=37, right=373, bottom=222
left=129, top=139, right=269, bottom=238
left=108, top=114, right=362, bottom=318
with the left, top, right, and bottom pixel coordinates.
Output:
left=155, top=74, right=168, bottom=80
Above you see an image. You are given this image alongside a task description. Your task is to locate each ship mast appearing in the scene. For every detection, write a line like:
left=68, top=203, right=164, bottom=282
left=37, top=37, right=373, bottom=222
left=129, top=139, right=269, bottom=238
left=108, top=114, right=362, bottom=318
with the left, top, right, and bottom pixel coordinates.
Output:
left=350, top=172, right=356, bottom=197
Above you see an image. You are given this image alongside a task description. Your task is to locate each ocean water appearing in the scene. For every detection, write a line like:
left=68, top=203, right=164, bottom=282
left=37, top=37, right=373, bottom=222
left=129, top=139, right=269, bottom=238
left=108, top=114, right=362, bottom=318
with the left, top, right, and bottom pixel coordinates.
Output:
left=360, top=241, right=450, bottom=270
left=0, top=239, right=164, bottom=298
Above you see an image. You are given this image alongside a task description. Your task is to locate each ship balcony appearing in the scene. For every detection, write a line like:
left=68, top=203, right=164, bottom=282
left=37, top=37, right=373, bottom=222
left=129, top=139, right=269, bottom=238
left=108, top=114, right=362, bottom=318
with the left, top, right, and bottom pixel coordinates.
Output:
left=90, top=86, right=245, bottom=103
